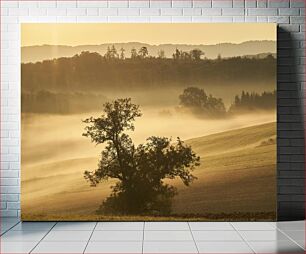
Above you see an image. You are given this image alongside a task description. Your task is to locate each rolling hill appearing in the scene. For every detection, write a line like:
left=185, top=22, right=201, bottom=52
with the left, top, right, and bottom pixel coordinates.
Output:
left=22, top=40, right=276, bottom=63
left=22, top=121, right=276, bottom=220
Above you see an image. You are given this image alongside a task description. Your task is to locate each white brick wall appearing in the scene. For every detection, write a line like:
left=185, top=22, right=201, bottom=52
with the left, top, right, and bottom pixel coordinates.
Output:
left=0, top=0, right=305, bottom=218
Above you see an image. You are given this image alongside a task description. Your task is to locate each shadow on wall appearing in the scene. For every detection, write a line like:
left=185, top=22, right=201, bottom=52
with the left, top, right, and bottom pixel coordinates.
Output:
left=277, top=27, right=305, bottom=221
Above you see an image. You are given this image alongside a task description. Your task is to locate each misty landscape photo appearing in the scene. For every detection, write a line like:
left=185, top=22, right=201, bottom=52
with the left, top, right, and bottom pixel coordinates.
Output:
left=21, top=24, right=277, bottom=221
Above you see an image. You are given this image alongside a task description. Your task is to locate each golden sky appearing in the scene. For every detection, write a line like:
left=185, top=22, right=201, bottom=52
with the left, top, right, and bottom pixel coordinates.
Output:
left=21, top=23, right=276, bottom=47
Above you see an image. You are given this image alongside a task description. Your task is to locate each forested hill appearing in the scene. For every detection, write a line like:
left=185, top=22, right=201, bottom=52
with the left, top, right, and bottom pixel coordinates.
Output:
left=22, top=40, right=275, bottom=63
left=22, top=51, right=276, bottom=93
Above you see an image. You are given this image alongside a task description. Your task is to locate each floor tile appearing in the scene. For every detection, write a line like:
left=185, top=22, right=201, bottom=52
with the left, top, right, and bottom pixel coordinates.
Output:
left=189, top=222, right=234, bottom=231
left=197, top=241, right=253, bottom=253
left=95, top=222, right=144, bottom=231
left=90, top=230, right=143, bottom=241
left=42, top=230, right=92, bottom=242
left=239, top=230, right=291, bottom=241
left=144, top=230, right=193, bottom=241
left=192, top=230, right=243, bottom=241
left=282, top=230, right=305, bottom=249
left=12, top=222, right=55, bottom=231
left=32, top=241, right=87, bottom=253
left=1, top=241, right=37, bottom=253
left=231, top=222, right=275, bottom=230
left=143, top=241, right=198, bottom=253
left=52, top=222, right=96, bottom=231
left=145, top=222, right=189, bottom=230
left=85, top=241, right=142, bottom=253
left=1, top=230, right=47, bottom=242
left=276, top=221, right=305, bottom=231
left=1, top=221, right=20, bottom=233
left=249, top=240, right=304, bottom=253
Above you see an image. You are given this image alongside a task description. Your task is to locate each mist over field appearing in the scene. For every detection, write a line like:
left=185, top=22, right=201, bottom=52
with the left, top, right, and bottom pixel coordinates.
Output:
left=22, top=107, right=276, bottom=218
left=21, top=37, right=277, bottom=220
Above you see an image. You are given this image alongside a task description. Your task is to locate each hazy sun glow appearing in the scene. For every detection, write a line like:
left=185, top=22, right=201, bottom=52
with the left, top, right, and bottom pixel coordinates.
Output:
left=21, top=23, right=276, bottom=47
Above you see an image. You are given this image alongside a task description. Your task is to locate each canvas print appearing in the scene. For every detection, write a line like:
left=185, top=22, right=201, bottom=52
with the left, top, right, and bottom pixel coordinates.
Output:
left=21, top=24, right=277, bottom=221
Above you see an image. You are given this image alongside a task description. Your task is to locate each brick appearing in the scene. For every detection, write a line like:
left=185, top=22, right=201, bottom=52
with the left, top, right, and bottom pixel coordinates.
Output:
left=202, top=8, right=222, bottom=15
left=99, top=8, right=118, bottom=16
left=290, top=16, right=305, bottom=24
left=279, top=171, right=305, bottom=178
left=222, top=8, right=245, bottom=15
left=7, top=202, right=20, bottom=210
left=67, top=8, right=87, bottom=16
left=193, top=0, right=212, bottom=7
left=233, top=16, right=245, bottom=22
left=291, top=163, right=305, bottom=170
left=108, top=0, right=128, bottom=7
left=0, top=194, right=18, bottom=202
left=140, top=8, right=160, bottom=16
left=172, top=16, right=193, bottom=22
left=279, top=178, right=305, bottom=186
left=278, top=8, right=300, bottom=15
left=1, top=8, right=8, bottom=16
left=161, top=8, right=183, bottom=16
left=278, top=195, right=304, bottom=202
left=212, top=16, right=233, bottom=22
left=290, top=0, right=305, bottom=7
left=279, top=147, right=304, bottom=155
left=291, top=139, right=305, bottom=146
left=233, top=0, right=244, bottom=7
left=278, top=24, right=300, bottom=32
left=8, top=8, right=29, bottom=16
left=247, top=8, right=278, bottom=15
left=183, top=8, right=202, bottom=15
left=106, top=16, right=128, bottom=22
left=268, top=0, right=290, bottom=7
left=76, top=16, right=104, bottom=23
left=172, top=0, right=192, bottom=7
left=212, top=0, right=233, bottom=7
left=150, top=0, right=172, bottom=7
left=268, top=16, right=290, bottom=23
left=29, top=8, right=48, bottom=16
left=0, top=210, right=18, bottom=217
left=149, top=16, right=172, bottom=22
left=86, top=8, right=99, bottom=16
left=47, top=8, right=67, bottom=16
left=0, top=178, right=19, bottom=186
left=127, top=16, right=150, bottom=22
left=1, top=202, right=7, bottom=210
left=118, top=8, right=140, bottom=16
left=278, top=115, right=301, bottom=123
left=257, top=0, right=267, bottom=7
left=245, top=0, right=256, bottom=7
left=38, top=1, right=56, bottom=8
left=1, top=1, right=18, bottom=8
left=1, top=186, right=20, bottom=194
left=77, top=1, right=107, bottom=7
left=129, top=0, right=150, bottom=7
left=279, top=186, right=305, bottom=194
left=0, top=170, right=18, bottom=178
left=257, top=16, right=268, bottom=22
left=56, top=0, right=77, bottom=8
left=192, top=16, right=212, bottom=22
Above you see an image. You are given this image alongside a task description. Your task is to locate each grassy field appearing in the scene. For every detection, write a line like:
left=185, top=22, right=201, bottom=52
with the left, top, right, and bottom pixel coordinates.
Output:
left=21, top=121, right=276, bottom=221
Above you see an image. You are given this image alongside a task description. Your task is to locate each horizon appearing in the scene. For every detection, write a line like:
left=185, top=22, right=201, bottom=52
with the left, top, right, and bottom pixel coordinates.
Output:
left=21, top=39, right=276, bottom=48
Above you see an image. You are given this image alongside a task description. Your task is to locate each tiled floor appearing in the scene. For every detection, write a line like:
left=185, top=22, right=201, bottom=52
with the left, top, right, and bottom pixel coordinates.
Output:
left=0, top=218, right=304, bottom=253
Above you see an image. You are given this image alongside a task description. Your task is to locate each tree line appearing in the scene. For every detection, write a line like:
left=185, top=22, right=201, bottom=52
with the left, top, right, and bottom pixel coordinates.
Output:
left=178, top=87, right=276, bottom=118
left=94, top=44, right=206, bottom=61
left=21, top=50, right=276, bottom=93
